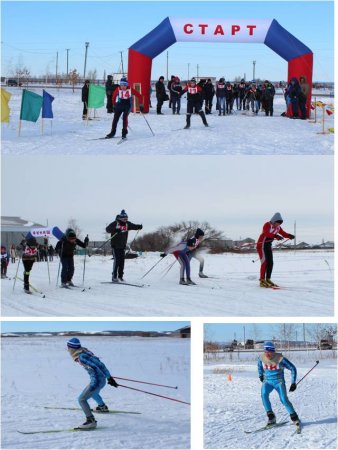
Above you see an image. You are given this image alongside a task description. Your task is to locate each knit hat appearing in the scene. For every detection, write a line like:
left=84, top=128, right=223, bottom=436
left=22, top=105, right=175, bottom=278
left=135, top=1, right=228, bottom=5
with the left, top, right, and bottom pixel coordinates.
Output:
left=118, top=209, right=128, bottom=220
left=120, top=77, right=128, bottom=86
left=65, top=228, right=76, bottom=238
left=264, top=341, right=275, bottom=352
left=67, top=337, right=81, bottom=349
left=270, top=212, right=283, bottom=224
left=26, top=237, right=38, bottom=247
left=195, top=228, right=205, bottom=238
left=190, top=78, right=196, bottom=83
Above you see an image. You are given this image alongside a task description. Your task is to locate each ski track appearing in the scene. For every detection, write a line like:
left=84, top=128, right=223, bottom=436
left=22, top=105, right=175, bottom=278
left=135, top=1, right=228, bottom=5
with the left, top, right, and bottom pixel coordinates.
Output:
left=1, top=336, right=190, bottom=449
left=1, top=250, right=334, bottom=317
left=204, top=358, right=337, bottom=449
left=1, top=88, right=334, bottom=155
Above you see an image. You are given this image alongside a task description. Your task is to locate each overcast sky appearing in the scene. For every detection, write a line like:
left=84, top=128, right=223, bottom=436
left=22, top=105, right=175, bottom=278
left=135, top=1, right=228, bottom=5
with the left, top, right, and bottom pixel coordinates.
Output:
left=1, top=321, right=190, bottom=333
left=1, top=1, right=334, bottom=82
left=1, top=155, right=333, bottom=244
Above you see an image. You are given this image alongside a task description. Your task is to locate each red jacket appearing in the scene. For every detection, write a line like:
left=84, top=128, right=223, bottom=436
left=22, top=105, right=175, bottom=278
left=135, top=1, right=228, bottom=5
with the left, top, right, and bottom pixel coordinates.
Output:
left=257, top=222, right=289, bottom=247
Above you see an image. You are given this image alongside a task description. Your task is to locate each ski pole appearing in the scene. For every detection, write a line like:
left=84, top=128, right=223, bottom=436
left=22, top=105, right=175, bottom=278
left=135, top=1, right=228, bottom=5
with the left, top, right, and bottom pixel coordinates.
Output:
left=161, top=259, right=177, bottom=279
left=98, top=233, right=117, bottom=250
left=251, top=238, right=290, bottom=263
left=139, top=110, right=155, bottom=136
left=126, top=229, right=140, bottom=256
left=56, top=241, right=64, bottom=287
left=12, top=256, right=21, bottom=292
left=295, top=361, right=319, bottom=388
left=14, top=276, right=44, bottom=295
left=118, top=384, right=190, bottom=405
left=113, top=376, right=178, bottom=389
left=82, top=248, right=87, bottom=287
left=140, top=257, right=165, bottom=279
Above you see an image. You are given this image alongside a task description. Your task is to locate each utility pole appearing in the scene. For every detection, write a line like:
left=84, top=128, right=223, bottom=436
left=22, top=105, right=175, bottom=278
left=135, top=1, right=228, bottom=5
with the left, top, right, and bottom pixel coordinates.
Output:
left=120, top=51, right=124, bottom=75
left=252, top=60, right=256, bottom=80
left=84, top=42, right=89, bottom=80
left=197, top=64, right=199, bottom=80
left=66, top=48, right=70, bottom=77
left=243, top=326, right=246, bottom=349
left=166, top=51, right=169, bottom=82
left=55, top=51, right=58, bottom=83
left=187, top=63, right=190, bottom=81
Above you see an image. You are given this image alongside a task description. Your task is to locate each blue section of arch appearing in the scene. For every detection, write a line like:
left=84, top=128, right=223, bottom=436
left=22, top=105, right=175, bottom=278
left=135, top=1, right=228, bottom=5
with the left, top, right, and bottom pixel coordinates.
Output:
left=130, top=17, right=312, bottom=62
left=264, top=19, right=312, bottom=61
left=130, top=17, right=177, bottom=58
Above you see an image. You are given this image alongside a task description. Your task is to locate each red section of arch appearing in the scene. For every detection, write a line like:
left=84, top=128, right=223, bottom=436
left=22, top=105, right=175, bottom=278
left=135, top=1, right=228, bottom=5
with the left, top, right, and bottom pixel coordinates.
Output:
left=128, top=49, right=152, bottom=113
left=287, top=52, right=313, bottom=118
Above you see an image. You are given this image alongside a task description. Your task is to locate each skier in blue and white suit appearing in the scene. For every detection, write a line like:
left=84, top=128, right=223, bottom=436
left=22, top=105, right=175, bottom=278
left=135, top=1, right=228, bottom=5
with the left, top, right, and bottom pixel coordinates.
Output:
left=67, top=337, right=118, bottom=429
left=258, top=341, right=300, bottom=426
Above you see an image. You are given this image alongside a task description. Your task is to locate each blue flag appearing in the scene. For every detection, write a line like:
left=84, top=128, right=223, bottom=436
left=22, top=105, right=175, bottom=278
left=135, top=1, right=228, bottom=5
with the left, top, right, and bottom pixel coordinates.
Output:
left=42, top=89, right=54, bottom=118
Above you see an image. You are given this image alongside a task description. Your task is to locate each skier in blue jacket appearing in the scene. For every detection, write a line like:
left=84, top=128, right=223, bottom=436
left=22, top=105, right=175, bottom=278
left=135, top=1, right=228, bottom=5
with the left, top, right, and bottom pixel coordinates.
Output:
left=258, top=341, right=300, bottom=427
left=67, top=338, right=118, bottom=429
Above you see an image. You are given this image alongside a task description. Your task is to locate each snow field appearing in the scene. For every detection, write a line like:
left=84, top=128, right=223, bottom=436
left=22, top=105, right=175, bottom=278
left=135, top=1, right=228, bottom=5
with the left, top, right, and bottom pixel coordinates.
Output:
left=1, top=336, right=190, bottom=449
left=1, top=250, right=333, bottom=317
left=2, top=251, right=334, bottom=317
left=204, top=353, right=337, bottom=448
left=1, top=87, right=334, bottom=155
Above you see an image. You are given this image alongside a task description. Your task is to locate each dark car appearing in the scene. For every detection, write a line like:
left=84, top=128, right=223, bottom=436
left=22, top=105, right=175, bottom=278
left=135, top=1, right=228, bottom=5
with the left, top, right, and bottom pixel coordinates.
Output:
left=7, top=79, right=18, bottom=87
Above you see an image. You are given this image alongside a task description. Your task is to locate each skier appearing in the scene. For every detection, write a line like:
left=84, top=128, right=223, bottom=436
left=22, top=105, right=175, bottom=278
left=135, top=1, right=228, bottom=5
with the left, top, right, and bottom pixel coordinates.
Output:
left=187, top=228, right=208, bottom=278
left=105, top=77, right=144, bottom=140
left=1, top=245, right=9, bottom=279
left=21, top=236, right=39, bottom=293
left=256, top=213, right=295, bottom=288
left=161, top=228, right=204, bottom=285
left=67, top=337, right=118, bottom=430
left=55, top=228, right=88, bottom=288
left=258, top=341, right=300, bottom=428
left=155, top=76, right=167, bottom=114
left=105, top=210, right=143, bottom=282
left=238, top=79, right=246, bottom=110
left=180, top=78, right=208, bottom=128
left=225, top=82, right=233, bottom=114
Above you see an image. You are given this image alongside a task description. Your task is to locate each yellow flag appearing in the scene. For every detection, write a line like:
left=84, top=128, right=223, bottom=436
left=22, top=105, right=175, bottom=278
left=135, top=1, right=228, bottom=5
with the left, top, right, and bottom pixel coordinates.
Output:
left=1, top=88, right=12, bottom=122
left=315, top=101, right=325, bottom=108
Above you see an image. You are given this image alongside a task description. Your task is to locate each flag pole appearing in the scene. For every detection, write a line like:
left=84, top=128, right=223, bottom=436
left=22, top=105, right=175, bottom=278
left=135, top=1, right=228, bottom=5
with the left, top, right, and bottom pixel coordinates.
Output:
left=51, top=120, right=53, bottom=136
left=42, top=118, right=44, bottom=135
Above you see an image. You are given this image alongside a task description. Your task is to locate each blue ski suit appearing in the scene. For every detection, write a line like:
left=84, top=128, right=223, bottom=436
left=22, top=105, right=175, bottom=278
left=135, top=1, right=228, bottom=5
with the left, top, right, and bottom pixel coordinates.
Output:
left=258, top=352, right=297, bottom=415
left=73, top=349, right=112, bottom=417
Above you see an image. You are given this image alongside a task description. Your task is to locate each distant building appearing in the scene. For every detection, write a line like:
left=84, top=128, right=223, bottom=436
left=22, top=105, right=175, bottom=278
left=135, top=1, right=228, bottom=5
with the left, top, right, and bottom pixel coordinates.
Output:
left=171, top=326, right=191, bottom=339
left=1, top=216, right=47, bottom=248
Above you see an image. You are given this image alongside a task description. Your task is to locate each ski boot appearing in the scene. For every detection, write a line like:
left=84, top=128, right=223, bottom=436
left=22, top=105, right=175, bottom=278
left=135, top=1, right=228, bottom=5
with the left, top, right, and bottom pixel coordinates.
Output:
left=68, top=280, right=75, bottom=287
left=118, top=277, right=124, bottom=282
left=112, top=277, right=119, bottom=283
left=266, top=411, right=276, bottom=426
left=61, top=282, right=70, bottom=289
left=24, top=288, right=32, bottom=295
left=259, top=279, right=270, bottom=288
left=266, top=279, right=279, bottom=288
left=290, top=412, right=300, bottom=426
left=184, top=114, right=191, bottom=129
left=77, top=415, right=97, bottom=430
left=199, top=272, right=208, bottom=278
left=186, top=278, right=196, bottom=285
left=105, top=131, right=115, bottom=139
left=95, top=404, right=109, bottom=413
left=179, top=278, right=188, bottom=285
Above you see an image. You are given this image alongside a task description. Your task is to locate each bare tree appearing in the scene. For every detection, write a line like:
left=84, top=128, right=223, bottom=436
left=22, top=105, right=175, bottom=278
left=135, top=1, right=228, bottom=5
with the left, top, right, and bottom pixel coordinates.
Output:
left=69, top=69, right=80, bottom=92
left=67, top=218, right=82, bottom=238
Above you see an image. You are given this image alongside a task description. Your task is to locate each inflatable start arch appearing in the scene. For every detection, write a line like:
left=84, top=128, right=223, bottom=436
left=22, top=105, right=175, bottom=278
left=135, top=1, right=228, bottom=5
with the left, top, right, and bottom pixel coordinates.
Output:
left=128, top=17, right=313, bottom=115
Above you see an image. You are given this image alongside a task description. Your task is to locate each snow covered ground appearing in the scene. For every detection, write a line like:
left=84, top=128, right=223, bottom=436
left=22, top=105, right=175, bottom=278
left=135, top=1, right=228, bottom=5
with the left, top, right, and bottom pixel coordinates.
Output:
left=1, top=335, right=190, bottom=449
left=1, top=250, right=334, bottom=317
left=1, top=87, right=334, bottom=155
left=204, top=350, right=337, bottom=448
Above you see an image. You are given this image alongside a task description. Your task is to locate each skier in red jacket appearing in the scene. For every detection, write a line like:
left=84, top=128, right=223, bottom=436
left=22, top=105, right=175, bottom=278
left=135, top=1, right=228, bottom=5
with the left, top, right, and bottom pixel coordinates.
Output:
left=180, top=78, right=208, bottom=129
left=257, top=213, right=294, bottom=288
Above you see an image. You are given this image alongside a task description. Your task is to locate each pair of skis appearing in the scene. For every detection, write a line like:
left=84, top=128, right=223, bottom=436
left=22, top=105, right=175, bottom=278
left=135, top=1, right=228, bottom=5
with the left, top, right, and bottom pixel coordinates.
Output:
left=17, top=407, right=141, bottom=434
left=100, top=281, right=145, bottom=288
left=245, top=421, right=302, bottom=434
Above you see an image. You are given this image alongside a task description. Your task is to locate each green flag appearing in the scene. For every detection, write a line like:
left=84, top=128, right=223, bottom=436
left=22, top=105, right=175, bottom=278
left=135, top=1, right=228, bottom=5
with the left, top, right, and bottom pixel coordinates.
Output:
left=88, top=84, right=106, bottom=109
left=20, top=89, right=43, bottom=122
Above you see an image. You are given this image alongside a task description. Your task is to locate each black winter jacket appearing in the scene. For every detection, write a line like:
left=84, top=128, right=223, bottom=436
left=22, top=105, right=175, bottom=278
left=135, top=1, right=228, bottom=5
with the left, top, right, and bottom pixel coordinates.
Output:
left=55, top=237, right=87, bottom=257
left=106, top=220, right=142, bottom=249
